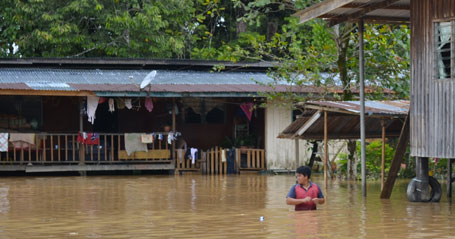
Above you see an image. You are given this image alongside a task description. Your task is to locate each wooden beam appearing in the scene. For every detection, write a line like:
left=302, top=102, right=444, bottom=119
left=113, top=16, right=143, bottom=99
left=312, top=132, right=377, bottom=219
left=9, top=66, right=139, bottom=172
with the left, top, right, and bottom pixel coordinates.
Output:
left=294, top=110, right=321, bottom=137
left=329, top=15, right=409, bottom=26
left=296, top=131, right=402, bottom=140
left=329, top=0, right=401, bottom=26
left=380, top=112, right=409, bottom=199
left=295, top=139, right=299, bottom=169
left=292, top=0, right=356, bottom=24
left=340, top=3, right=409, bottom=10
left=324, top=111, right=328, bottom=194
left=381, top=119, right=386, bottom=191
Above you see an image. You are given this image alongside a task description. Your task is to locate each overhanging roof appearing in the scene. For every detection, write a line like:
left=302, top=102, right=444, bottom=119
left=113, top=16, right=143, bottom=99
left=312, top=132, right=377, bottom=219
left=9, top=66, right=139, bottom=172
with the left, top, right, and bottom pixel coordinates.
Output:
left=293, top=0, right=410, bottom=26
left=0, top=67, right=330, bottom=97
left=278, top=100, right=409, bottom=140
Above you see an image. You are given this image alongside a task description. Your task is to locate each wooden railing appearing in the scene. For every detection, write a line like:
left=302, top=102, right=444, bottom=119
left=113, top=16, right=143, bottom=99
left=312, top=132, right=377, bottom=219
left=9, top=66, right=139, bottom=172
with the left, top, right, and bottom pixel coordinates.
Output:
left=0, top=133, right=172, bottom=164
left=237, top=148, right=265, bottom=171
left=177, top=147, right=266, bottom=175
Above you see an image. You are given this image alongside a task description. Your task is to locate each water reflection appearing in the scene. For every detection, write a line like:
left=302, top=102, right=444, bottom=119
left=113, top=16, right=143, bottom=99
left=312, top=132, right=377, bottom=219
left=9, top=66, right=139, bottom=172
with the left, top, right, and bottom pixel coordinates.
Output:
left=0, top=175, right=454, bottom=238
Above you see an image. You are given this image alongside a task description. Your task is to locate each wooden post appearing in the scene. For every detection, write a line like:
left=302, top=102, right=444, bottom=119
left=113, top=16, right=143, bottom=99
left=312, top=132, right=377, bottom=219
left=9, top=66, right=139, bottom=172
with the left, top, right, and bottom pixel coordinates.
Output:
left=380, top=113, right=410, bottom=199
left=324, top=111, right=328, bottom=194
left=359, top=18, right=367, bottom=198
left=79, top=98, right=85, bottom=165
left=172, top=98, right=176, bottom=162
left=295, top=139, right=300, bottom=170
left=381, top=119, right=386, bottom=191
left=448, top=159, right=453, bottom=200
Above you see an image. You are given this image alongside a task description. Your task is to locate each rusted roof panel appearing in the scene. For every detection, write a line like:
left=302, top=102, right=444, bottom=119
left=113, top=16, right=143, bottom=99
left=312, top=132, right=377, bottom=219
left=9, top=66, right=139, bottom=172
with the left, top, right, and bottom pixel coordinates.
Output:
left=305, top=100, right=409, bottom=116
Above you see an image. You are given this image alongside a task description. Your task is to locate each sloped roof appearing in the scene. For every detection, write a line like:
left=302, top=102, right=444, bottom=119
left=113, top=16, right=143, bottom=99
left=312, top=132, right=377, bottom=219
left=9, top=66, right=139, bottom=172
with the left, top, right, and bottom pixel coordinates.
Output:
left=278, top=100, right=409, bottom=140
left=0, top=67, right=329, bottom=97
left=293, top=0, right=410, bottom=25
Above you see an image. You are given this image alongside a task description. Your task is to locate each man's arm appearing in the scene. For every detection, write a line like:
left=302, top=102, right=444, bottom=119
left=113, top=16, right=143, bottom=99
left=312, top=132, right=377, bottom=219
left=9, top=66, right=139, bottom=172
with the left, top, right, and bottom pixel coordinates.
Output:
left=312, top=197, right=325, bottom=204
left=312, top=184, right=325, bottom=204
left=287, top=197, right=311, bottom=205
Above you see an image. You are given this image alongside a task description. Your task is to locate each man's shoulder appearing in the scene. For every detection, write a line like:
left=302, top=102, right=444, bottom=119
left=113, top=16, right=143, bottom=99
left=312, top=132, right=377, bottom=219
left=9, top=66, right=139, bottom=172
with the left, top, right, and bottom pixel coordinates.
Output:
left=310, top=182, right=321, bottom=189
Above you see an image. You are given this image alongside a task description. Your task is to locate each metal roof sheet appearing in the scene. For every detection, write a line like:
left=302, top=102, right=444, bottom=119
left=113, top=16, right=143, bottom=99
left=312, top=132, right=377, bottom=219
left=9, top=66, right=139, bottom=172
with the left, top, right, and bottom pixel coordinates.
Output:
left=305, top=100, right=409, bottom=116
left=278, top=100, right=409, bottom=140
left=0, top=68, right=274, bottom=91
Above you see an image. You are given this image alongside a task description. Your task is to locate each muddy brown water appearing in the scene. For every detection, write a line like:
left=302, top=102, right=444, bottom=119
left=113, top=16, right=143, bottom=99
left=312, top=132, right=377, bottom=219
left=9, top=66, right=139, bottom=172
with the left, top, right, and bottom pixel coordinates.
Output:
left=0, top=174, right=454, bottom=238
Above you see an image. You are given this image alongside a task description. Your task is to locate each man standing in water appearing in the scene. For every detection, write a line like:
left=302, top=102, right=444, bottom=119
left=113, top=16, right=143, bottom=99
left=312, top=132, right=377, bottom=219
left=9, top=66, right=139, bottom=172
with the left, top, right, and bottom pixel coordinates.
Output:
left=286, top=166, right=325, bottom=210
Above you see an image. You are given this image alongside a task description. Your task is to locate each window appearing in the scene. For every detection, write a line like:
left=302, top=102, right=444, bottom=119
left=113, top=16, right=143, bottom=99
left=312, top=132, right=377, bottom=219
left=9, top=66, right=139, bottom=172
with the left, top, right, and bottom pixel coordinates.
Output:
left=206, top=107, right=225, bottom=124
left=435, top=21, right=455, bottom=79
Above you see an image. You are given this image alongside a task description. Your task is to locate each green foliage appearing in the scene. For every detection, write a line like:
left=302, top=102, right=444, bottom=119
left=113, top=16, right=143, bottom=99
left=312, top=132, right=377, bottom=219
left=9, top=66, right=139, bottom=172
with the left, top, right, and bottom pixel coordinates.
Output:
left=356, top=140, right=395, bottom=178
left=3, top=0, right=197, bottom=57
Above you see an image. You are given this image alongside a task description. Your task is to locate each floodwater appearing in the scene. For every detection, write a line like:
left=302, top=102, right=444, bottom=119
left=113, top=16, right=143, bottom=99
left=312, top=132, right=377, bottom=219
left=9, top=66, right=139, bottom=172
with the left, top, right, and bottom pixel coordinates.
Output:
left=0, top=174, right=454, bottom=239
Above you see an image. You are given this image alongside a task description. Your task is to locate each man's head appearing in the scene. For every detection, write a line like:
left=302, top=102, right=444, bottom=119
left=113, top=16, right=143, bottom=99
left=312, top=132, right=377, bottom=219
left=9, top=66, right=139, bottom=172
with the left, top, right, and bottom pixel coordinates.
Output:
left=296, top=166, right=311, bottom=185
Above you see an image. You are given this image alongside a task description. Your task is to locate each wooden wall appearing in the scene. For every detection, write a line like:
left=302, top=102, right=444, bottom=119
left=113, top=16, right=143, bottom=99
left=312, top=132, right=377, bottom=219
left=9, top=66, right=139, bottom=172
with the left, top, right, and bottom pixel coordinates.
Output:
left=411, top=0, right=455, bottom=158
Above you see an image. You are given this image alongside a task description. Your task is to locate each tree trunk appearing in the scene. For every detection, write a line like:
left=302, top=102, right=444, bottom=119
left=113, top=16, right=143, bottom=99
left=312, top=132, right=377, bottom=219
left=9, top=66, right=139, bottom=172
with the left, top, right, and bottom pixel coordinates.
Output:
left=334, top=23, right=355, bottom=180
left=307, top=141, right=319, bottom=169
left=266, top=18, right=279, bottom=41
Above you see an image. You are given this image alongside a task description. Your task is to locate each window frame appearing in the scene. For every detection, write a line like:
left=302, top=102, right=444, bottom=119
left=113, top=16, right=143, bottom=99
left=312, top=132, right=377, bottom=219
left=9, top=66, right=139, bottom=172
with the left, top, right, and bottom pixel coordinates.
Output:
left=434, top=20, right=455, bottom=80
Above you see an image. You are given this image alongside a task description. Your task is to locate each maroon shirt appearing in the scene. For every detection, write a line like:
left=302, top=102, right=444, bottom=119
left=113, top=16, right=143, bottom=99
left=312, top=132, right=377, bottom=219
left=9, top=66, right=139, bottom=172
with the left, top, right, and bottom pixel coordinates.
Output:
left=287, top=182, right=324, bottom=211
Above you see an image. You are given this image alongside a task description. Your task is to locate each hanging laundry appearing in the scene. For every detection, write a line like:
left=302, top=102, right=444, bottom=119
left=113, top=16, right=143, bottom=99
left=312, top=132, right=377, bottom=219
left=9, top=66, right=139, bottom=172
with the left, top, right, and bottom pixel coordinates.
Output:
left=116, top=99, right=125, bottom=109
left=158, top=134, right=163, bottom=141
left=124, top=133, right=148, bottom=156
left=0, top=133, right=8, bottom=152
left=108, top=98, right=115, bottom=112
left=240, top=102, right=254, bottom=121
left=9, top=133, right=35, bottom=149
left=77, top=132, right=87, bottom=143
left=141, top=134, right=154, bottom=144
left=167, top=132, right=174, bottom=145
left=125, top=98, right=133, bottom=109
left=87, top=96, right=100, bottom=124
left=190, top=148, right=198, bottom=164
left=98, top=97, right=107, bottom=104
left=77, top=132, right=99, bottom=145
left=145, top=98, right=154, bottom=112
left=85, top=133, right=100, bottom=145
left=221, top=149, right=226, bottom=162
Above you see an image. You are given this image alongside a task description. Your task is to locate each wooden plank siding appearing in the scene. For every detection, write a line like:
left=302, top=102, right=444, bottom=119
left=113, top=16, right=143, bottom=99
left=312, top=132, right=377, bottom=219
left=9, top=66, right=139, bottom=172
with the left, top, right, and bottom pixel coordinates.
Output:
left=410, top=0, right=455, bottom=158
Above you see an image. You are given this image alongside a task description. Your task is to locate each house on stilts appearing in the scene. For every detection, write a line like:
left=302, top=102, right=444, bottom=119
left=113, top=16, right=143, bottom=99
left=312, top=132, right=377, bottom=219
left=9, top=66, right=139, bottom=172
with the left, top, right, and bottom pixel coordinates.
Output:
left=294, top=0, right=455, bottom=201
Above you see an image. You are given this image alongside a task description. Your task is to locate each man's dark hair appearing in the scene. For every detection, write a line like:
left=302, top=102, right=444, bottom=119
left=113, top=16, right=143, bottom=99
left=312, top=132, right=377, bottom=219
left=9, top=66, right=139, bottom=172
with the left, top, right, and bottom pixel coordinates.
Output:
left=296, top=166, right=311, bottom=179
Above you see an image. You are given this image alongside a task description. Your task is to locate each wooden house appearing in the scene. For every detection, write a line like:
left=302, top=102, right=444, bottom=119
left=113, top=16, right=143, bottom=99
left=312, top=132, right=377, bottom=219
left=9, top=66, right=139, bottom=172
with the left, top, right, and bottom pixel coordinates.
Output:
left=294, top=0, right=455, bottom=201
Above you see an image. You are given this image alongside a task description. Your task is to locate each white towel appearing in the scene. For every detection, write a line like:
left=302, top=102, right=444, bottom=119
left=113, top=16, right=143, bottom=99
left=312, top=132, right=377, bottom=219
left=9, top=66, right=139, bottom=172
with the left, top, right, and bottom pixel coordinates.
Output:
left=0, top=133, right=8, bottom=152
left=125, top=98, right=132, bottom=109
left=87, top=96, right=100, bottom=124
left=108, top=98, right=115, bottom=112
left=221, top=149, right=226, bottom=162
left=141, top=134, right=154, bottom=143
left=190, top=148, right=198, bottom=164
left=124, top=133, right=148, bottom=156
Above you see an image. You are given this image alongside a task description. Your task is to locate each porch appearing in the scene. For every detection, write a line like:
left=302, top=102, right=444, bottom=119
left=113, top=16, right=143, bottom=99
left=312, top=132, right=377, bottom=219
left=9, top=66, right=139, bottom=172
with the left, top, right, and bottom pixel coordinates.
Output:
left=0, top=133, right=265, bottom=174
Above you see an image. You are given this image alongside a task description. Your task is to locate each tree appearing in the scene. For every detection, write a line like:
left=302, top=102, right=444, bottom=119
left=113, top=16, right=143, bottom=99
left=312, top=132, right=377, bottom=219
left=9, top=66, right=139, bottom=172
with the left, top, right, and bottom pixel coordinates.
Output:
left=3, top=0, right=198, bottom=58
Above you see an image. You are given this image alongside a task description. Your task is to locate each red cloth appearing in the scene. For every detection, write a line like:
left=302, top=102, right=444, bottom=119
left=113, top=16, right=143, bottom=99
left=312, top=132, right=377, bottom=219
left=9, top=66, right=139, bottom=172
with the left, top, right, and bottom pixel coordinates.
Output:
left=98, top=97, right=107, bottom=104
left=145, top=98, right=154, bottom=112
left=77, top=132, right=100, bottom=145
left=240, top=103, right=254, bottom=121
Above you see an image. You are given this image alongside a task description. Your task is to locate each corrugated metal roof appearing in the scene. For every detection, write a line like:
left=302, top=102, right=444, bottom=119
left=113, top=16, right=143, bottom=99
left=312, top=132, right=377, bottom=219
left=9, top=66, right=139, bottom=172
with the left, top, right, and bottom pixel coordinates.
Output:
left=278, top=100, right=409, bottom=140
left=0, top=68, right=272, bottom=90
left=294, top=0, right=410, bottom=25
left=0, top=68, right=273, bottom=92
left=305, top=100, right=409, bottom=116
